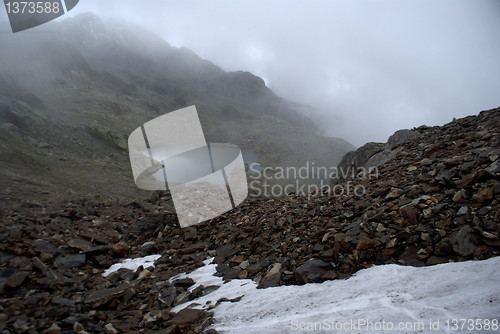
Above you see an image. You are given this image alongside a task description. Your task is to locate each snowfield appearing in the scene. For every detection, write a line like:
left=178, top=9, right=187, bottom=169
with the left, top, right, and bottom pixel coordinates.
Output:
left=171, top=256, right=500, bottom=334
left=105, top=255, right=500, bottom=333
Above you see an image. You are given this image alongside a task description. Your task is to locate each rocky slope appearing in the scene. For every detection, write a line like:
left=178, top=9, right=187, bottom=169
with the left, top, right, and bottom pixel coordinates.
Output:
left=0, top=13, right=354, bottom=203
left=333, top=128, right=421, bottom=184
left=0, top=107, right=498, bottom=333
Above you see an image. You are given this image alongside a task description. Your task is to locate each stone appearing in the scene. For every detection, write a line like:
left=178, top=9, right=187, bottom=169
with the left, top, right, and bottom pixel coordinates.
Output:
left=386, top=238, right=398, bottom=248
left=104, top=323, right=118, bottom=334
left=238, top=270, right=248, bottom=279
left=140, top=241, right=156, bottom=251
left=173, top=290, right=191, bottom=306
left=456, top=206, right=468, bottom=216
left=485, top=159, right=500, bottom=175
left=473, top=187, right=493, bottom=203
left=33, top=257, right=59, bottom=287
left=51, top=297, right=76, bottom=307
left=357, top=238, right=376, bottom=250
left=160, top=286, right=177, bottom=306
left=168, top=308, right=212, bottom=327
left=54, top=254, right=86, bottom=269
left=46, top=323, right=61, bottom=334
left=481, top=231, right=498, bottom=240
left=173, top=277, right=195, bottom=287
left=295, top=259, right=331, bottom=283
left=426, top=256, right=449, bottom=266
left=434, top=239, right=452, bottom=257
left=452, top=190, right=466, bottom=202
left=246, top=263, right=263, bottom=275
left=265, top=263, right=282, bottom=278
left=137, top=269, right=151, bottom=280
left=450, top=226, right=477, bottom=257
left=258, top=273, right=281, bottom=288
left=33, top=239, right=58, bottom=254
left=386, top=188, right=402, bottom=200
left=13, top=316, right=29, bottom=331
left=400, top=205, right=418, bottom=225
left=111, top=242, right=129, bottom=257
left=386, top=129, right=419, bottom=150
left=216, top=244, right=237, bottom=259
left=4, top=271, right=29, bottom=289
left=215, top=264, right=240, bottom=280
left=230, top=255, right=246, bottom=264
left=239, top=260, right=250, bottom=270
left=68, top=238, right=93, bottom=252
left=85, top=285, right=128, bottom=307
left=73, top=322, right=84, bottom=333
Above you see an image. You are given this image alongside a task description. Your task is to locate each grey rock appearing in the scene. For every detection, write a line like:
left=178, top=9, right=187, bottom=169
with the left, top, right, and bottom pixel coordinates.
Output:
left=33, top=239, right=58, bottom=254
left=51, top=297, right=76, bottom=307
left=258, top=273, right=281, bottom=288
left=215, top=264, right=240, bottom=280
left=450, top=226, right=477, bottom=257
left=173, top=277, right=195, bottom=287
left=160, top=286, right=176, bottom=306
left=295, top=259, right=332, bottom=283
left=456, top=206, right=468, bottom=216
left=173, top=290, right=191, bottom=306
left=4, top=271, right=29, bottom=289
left=386, top=129, right=420, bottom=151
left=486, top=159, right=500, bottom=176
left=54, top=254, right=86, bottom=269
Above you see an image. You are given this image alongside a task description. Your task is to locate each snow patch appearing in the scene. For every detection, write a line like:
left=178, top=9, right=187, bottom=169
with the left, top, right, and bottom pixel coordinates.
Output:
left=172, top=257, right=500, bottom=333
left=102, top=254, right=161, bottom=277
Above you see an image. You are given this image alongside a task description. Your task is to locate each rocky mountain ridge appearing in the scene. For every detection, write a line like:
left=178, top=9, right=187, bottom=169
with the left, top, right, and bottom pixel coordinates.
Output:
left=0, top=13, right=354, bottom=202
left=0, top=107, right=498, bottom=333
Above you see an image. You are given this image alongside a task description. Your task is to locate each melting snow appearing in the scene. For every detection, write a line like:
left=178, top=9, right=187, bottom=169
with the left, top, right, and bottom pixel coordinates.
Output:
left=102, top=254, right=161, bottom=277
left=172, top=257, right=500, bottom=333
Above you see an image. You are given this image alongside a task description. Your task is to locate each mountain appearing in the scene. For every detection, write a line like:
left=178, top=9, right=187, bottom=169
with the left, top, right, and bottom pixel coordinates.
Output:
left=0, top=13, right=354, bottom=202
left=0, top=108, right=498, bottom=332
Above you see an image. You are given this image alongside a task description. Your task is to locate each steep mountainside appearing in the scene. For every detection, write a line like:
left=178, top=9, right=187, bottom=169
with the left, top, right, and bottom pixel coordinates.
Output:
left=0, top=13, right=354, bottom=202
left=0, top=108, right=498, bottom=333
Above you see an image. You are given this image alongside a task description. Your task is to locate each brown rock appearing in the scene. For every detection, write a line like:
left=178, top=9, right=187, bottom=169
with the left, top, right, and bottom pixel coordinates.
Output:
left=168, top=308, right=213, bottom=327
left=386, top=188, right=402, bottom=200
left=111, top=242, right=129, bottom=257
left=356, top=238, right=376, bottom=250
left=104, top=323, right=118, bottom=334
left=45, top=323, right=61, bottom=334
left=473, top=187, right=493, bottom=203
left=85, top=285, right=128, bottom=307
left=434, top=238, right=452, bottom=257
left=4, top=271, right=29, bottom=289
left=68, top=238, right=93, bottom=252
left=400, top=205, right=418, bottom=225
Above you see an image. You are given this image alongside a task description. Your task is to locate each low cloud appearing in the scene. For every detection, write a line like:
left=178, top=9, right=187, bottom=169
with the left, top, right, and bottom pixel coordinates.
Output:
left=10, top=0, right=499, bottom=146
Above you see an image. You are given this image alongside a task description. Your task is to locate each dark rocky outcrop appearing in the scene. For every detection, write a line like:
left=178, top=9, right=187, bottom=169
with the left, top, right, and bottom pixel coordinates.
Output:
left=334, top=128, right=421, bottom=184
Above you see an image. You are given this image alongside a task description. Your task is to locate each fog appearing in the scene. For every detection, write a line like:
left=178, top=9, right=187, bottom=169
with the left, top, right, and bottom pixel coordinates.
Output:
left=4, top=0, right=500, bottom=146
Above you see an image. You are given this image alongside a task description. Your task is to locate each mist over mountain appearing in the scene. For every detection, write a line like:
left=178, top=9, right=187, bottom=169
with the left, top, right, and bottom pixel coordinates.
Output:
left=0, top=8, right=499, bottom=334
left=0, top=13, right=354, bottom=201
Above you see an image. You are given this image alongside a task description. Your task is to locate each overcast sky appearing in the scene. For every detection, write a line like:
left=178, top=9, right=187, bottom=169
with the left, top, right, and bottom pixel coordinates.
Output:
left=5, top=0, right=500, bottom=146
